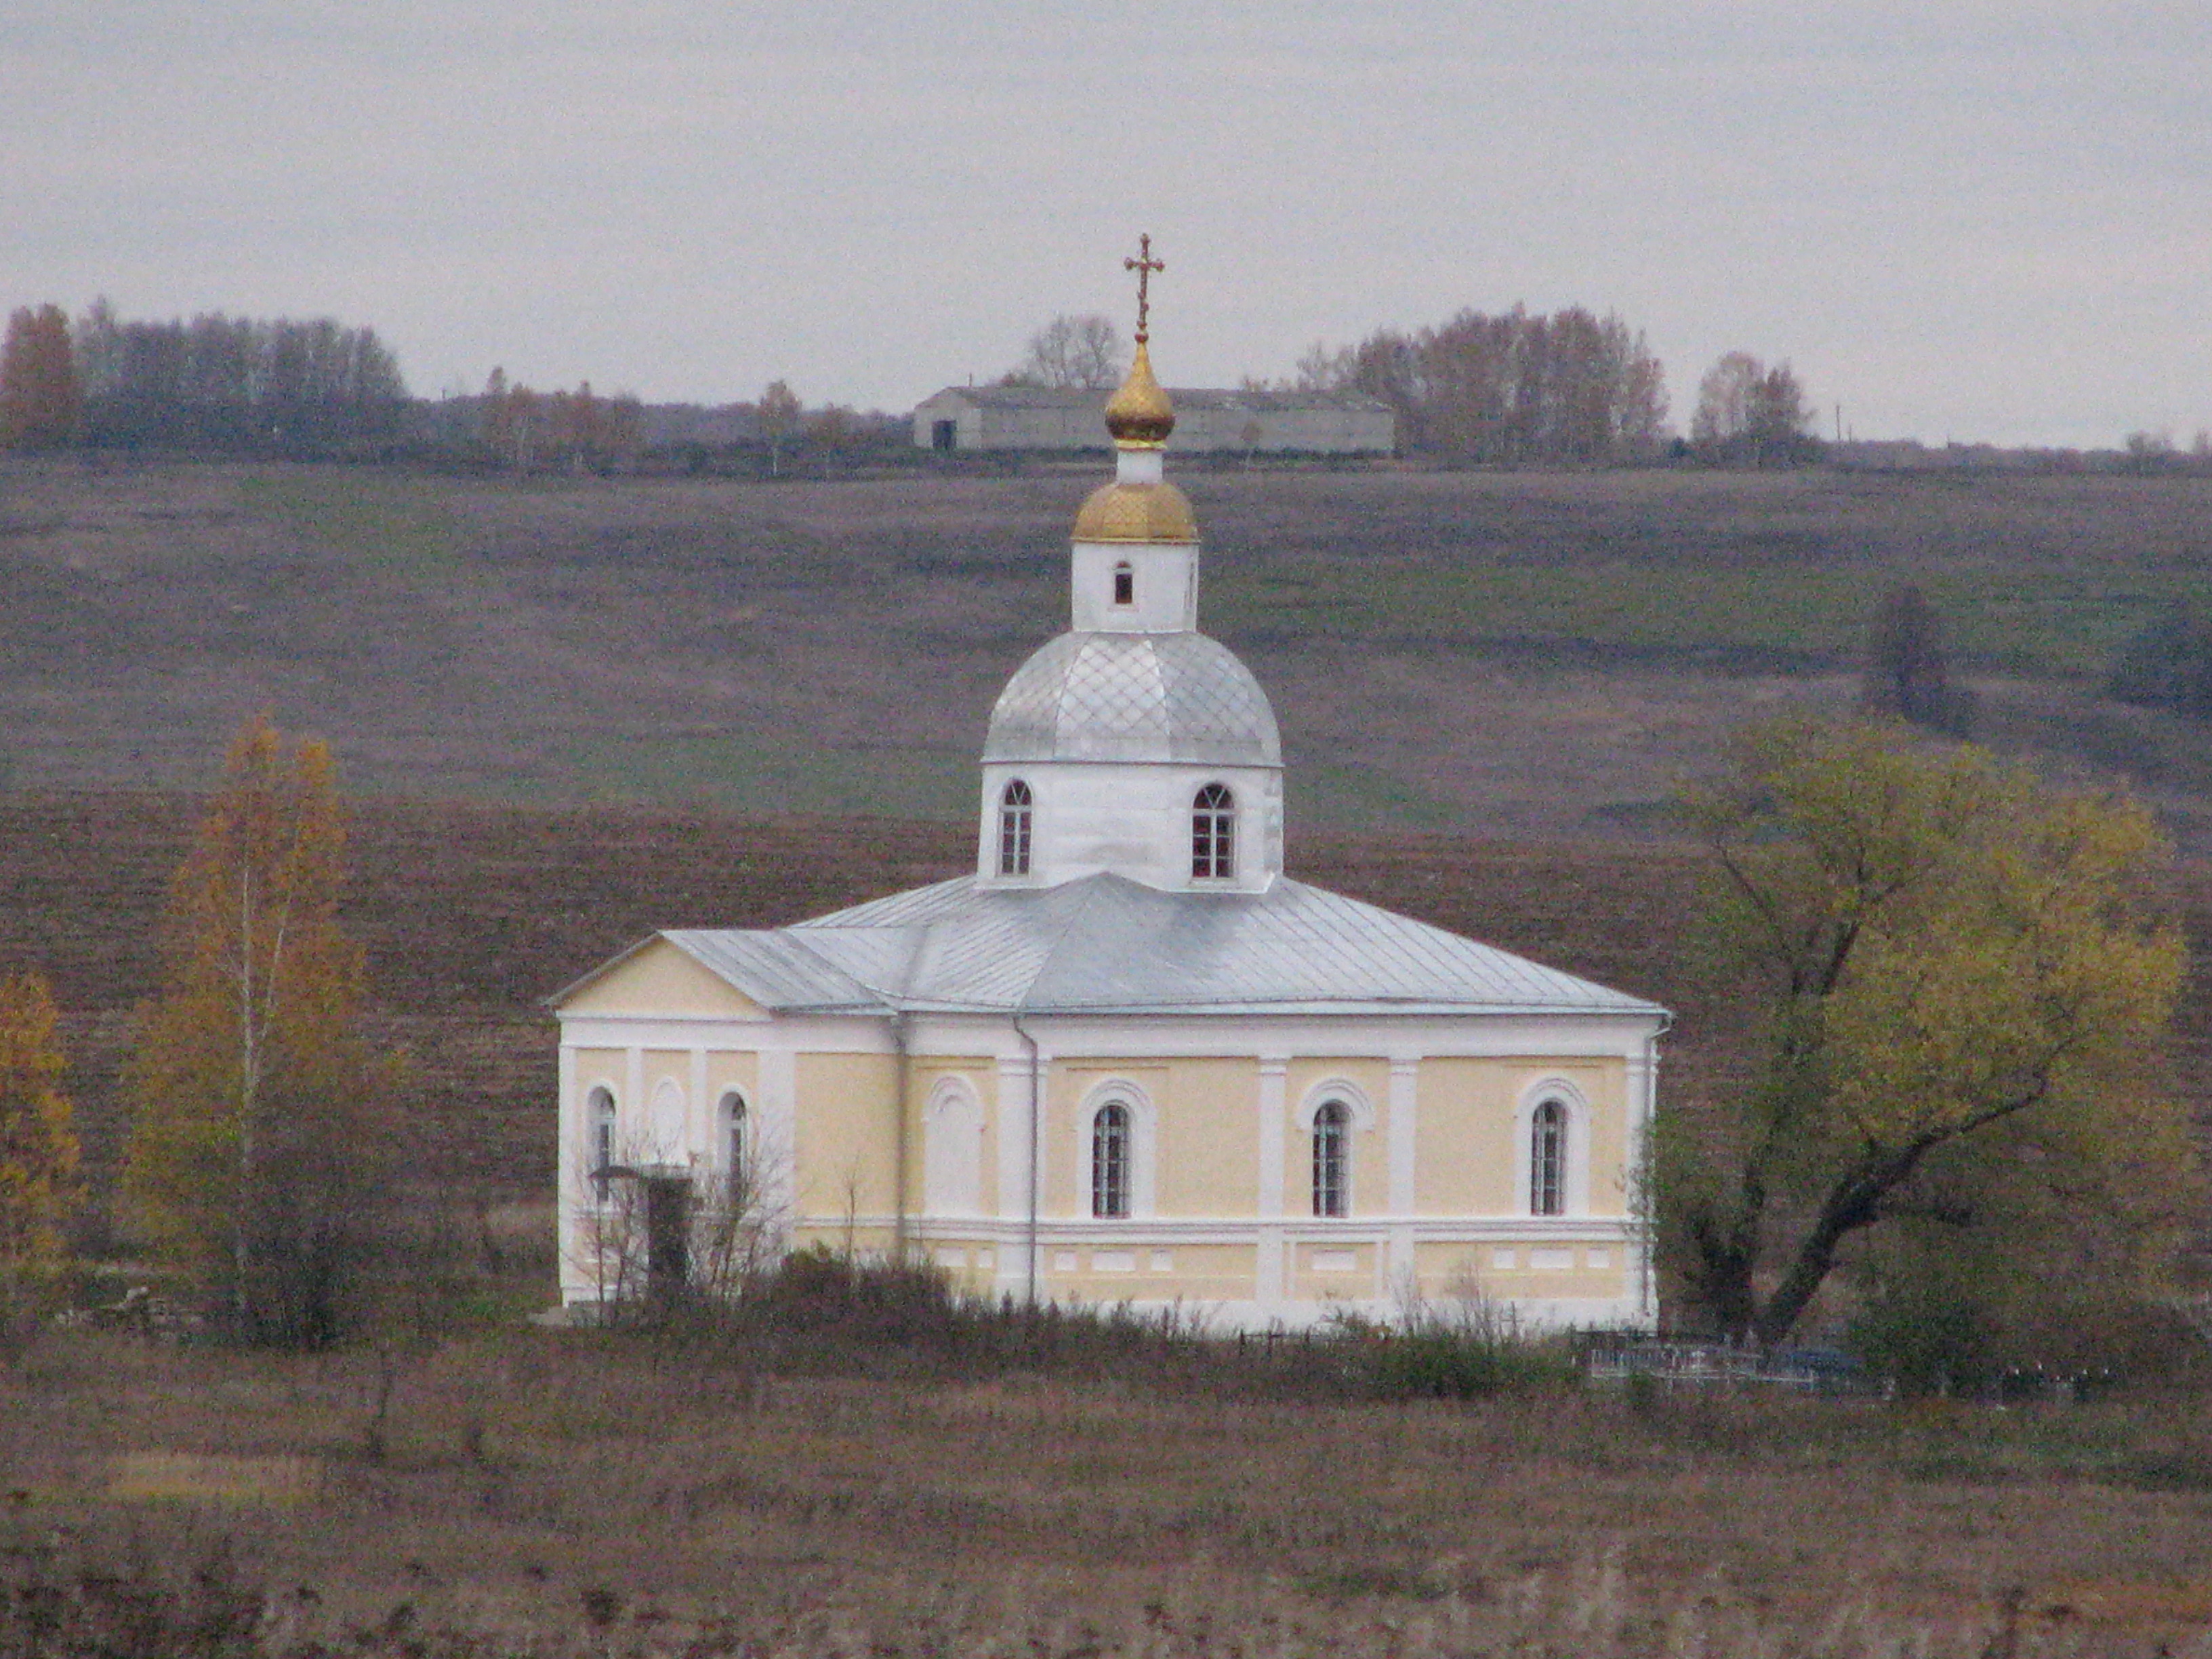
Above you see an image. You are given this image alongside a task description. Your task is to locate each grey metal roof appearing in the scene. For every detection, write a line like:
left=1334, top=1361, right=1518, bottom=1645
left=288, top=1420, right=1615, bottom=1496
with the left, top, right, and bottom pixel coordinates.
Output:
left=983, top=632, right=1283, bottom=768
left=625, top=874, right=1662, bottom=1020
left=660, top=928, right=888, bottom=1012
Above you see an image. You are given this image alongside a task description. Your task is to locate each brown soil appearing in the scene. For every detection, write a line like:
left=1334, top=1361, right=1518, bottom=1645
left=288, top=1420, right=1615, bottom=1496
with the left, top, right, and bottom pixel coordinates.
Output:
left=9, top=792, right=2208, bottom=1214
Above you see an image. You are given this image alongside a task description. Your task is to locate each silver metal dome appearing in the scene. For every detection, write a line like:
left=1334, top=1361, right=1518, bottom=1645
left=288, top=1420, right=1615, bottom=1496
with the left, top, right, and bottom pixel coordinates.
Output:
left=983, top=632, right=1282, bottom=766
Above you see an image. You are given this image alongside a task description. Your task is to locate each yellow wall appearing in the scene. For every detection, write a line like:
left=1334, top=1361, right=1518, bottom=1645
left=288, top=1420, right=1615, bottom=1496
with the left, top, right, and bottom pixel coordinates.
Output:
left=1570, top=1058, right=1632, bottom=1216
left=1042, top=1241, right=1256, bottom=1302
left=708, top=1050, right=759, bottom=1106
left=642, top=1048, right=688, bottom=1100
left=573, top=1048, right=625, bottom=1099
left=795, top=1052, right=900, bottom=1221
left=560, top=938, right=766, bottom=1018
left=1159, top=1057, right=1258, bottom=1217
left=1288, top=1237, right=1381, bottom=1300
left=1414, top=1239, right=1630, bottom=1303
left=1414, top=1058, right=1513, bottom=1212
left=569, top=1038, right=1637, bottom=1257
left=1049, top=1057, right=1263, bottom=1218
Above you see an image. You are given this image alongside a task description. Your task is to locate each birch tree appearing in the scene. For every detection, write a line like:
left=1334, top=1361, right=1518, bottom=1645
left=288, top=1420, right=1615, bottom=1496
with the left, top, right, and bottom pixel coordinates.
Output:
left=758, top=380, right=802, bottom=476
left=0, top=972, right=81, bottom=1336
left=122, top=715, right=390, bottom=1344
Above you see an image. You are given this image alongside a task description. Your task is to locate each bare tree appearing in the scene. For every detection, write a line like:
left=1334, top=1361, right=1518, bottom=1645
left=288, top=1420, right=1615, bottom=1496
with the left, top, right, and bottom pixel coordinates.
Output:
left=1693, top=352, right=1816, bottom=465
left=1326, top=306, right=1666, bottom=464
left=1009, top=315, right=1124, bottom=390
left=1293, top=342, right=1357, bottom=392
left=1691, top=352, right=1762, bottom=448
left=566, top=1128, right=790, bottom=1325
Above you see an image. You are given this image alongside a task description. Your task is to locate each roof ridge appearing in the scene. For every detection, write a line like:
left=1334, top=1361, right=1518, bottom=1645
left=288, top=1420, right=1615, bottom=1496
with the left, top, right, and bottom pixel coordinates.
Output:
left=798, top=874, right=971, bottom=929
left=1016, top=874, right=1122, bottom=1014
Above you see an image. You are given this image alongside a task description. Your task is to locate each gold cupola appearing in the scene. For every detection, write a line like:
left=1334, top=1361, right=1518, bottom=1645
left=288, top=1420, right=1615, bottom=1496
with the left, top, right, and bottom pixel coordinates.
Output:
left=1103, top=340, right=1175, bottom=448
left=1075, top=233, right=1196, bottom=545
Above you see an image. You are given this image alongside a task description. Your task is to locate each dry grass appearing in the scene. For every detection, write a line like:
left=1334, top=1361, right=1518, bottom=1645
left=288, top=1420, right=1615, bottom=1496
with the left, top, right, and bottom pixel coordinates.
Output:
left=7, top=1329, right=2212, bottom=1654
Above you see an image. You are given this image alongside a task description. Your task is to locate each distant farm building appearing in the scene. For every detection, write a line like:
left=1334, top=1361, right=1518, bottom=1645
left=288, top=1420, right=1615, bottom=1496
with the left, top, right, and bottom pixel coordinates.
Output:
left=912, top=384, right=1395, bottom=456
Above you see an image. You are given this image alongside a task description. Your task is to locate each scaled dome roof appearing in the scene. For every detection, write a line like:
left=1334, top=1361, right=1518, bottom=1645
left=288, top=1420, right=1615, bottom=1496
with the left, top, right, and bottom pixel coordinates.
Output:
left=983, top=631, right=1282, bottom=768
left=1071, top=479, right=1197, bottom=543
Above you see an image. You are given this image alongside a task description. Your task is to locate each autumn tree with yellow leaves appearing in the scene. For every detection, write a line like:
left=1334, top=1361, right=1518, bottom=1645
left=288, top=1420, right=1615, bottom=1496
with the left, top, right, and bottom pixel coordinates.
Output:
left=122, top=716, right=393, bottom=1345
left=0, top=972, right=81, bottom=1335
left=0, top=304, right=81, bottom=450
left=1658, top=720, right=2192, bottom=1351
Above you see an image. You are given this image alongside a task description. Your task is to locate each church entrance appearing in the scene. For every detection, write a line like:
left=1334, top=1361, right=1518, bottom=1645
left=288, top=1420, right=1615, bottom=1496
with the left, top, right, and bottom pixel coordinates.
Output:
left=642, top=1174, right=692, bottom=1296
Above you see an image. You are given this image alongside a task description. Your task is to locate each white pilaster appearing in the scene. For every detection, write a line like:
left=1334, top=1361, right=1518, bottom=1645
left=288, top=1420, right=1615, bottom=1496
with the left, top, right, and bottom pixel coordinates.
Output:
left=1627, top=1035, right=1660, bottom=1324
left=689, top=1046, right=709, bottom=1166
left=996, top=1046, right=1043, bottom=1298
left=1387, top=1058, right=1420, bottom=1288
left=624, top=1046, right=644, bottom=1151
left=757, top=1047, right=798, bottom=1228
left=996, top=1055, right=1031, bottom=1223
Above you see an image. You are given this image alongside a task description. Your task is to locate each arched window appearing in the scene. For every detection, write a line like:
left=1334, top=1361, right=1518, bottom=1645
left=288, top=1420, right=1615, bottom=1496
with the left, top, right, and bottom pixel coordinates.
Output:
left=1191, top=783, right=1236, bottom=880
left=1531, top=1099, right=1567, bottom=1216
left=1113, top=560, right=1135, bottom=606
left=1091, top=1101, right=1131, bottom=1218
left=588, top=1086, right=617, bottom=1201
left=998, top=779, right=1033, bottom=876
left=720, top=1091, right=749, bottom=1201
left=1311, top=1099, right=1349, bottom=1218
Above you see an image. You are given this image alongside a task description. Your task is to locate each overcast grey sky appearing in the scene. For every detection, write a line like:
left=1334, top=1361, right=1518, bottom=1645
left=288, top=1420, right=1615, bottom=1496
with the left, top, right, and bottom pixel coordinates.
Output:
left=6, top=2, right=2207, bottom=447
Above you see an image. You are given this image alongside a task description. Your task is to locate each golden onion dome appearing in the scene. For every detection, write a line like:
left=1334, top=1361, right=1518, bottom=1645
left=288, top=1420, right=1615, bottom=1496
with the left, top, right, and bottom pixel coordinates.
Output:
left=1103, top=340, right=1174, bottom=446
left=1072, top=480, right=1197, bottom=544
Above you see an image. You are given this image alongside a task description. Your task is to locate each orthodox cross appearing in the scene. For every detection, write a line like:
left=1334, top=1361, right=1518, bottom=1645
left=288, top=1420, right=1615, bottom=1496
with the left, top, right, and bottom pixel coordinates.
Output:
left=1124, top=233, right=1165, bottom=343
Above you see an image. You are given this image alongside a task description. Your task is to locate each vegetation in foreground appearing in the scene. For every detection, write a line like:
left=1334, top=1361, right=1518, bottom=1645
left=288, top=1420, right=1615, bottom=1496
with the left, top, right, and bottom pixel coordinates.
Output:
left=5, top=1287, right=2212, bottom=1656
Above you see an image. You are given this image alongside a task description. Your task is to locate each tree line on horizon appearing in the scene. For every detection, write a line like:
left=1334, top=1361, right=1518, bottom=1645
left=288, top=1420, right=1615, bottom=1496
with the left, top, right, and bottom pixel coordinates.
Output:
left=39, top=292, right=2196, bottom=476
left=0, top=300, right=903, bottom=475
left=0, top=300, right=409, bottom=456
left=1003, top=304, right=1820, bottom=466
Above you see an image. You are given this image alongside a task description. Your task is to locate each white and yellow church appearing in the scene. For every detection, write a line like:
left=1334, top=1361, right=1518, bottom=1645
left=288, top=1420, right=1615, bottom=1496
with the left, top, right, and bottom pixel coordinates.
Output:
left=552, top=254, right=1667, bottom=1330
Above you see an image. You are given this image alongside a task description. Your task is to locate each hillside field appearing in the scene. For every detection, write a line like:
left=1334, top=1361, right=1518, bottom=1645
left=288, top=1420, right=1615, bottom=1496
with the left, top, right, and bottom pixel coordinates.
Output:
left=9, top=457, right=2212, bottom=1655
left=5, top=456, right=2212, bottom=844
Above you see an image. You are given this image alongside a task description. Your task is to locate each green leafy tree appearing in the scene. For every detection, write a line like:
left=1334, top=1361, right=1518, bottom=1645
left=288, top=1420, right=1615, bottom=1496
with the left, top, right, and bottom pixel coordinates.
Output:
left=0, top=972, right=81, bottom=1334
left=1658, top=720, right=2188, bottom=1346
left=0, top=304, right=82, bottom=449
left=122, top=715, right=393, bottom=1345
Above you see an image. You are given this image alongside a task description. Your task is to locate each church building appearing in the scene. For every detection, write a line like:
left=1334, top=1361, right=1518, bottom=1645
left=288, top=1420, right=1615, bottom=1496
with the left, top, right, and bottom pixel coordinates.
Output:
left=551, top=247, right=1667, bottom=1330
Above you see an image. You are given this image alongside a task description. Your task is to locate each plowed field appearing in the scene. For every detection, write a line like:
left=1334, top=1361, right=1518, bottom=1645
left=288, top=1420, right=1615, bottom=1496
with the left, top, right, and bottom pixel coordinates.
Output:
left=8, top=792, right=2209, bottom=1209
